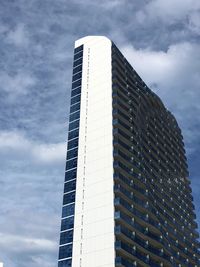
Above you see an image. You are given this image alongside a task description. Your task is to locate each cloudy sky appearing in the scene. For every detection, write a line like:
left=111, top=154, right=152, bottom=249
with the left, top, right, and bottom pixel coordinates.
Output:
left=0, top=0, right=200, bottom=266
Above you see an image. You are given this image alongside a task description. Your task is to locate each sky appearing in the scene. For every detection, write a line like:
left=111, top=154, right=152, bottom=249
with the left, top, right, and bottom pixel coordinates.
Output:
left=0, top=0, right=200, bottom=266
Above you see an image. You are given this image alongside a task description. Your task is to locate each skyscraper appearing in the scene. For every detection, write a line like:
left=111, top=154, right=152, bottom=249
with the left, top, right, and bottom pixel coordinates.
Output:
left=58, top=36, right=199, bottom=267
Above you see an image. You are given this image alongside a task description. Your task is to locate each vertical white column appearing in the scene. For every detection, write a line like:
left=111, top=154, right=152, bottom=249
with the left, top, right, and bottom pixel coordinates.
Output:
left=72, top=36, right=115, bottom=267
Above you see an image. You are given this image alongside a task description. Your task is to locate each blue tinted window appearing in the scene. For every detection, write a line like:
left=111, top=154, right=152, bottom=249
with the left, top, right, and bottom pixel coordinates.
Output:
left=68, top=129, right=79, bottom=140
left=73, top=58, right=82, bottom=67
left=72, top=72, right=82, bottom=82
left=59, top=244, right=73, bottom=259
left=70, top=102, right=80, bottom=113
left=71, top=94, right=81, bottom=105
left=66, top=158, right=77, bottom=170
left=71, top=87, right=81, bottom=97
left=72, top=79, right=81, bottom=89
left=74, top=45, right=83, bottom=54
left=60, top=229, right=73, bottom=245
left=66, top=148, right=78, bottom=160
left=67, top=138, right=79, bottom=150
left=74, top=52, right=82, bottom=61
left=63, top=191, right=76, bottom=205
left=69, top=111, right=80, bottom=122
left=58, top=259, right=72, bottom=267
left=69, top=119, right=79, bottom=131
left=73, top=65, right=82, bottom=74
left=64, top=179, right=76, bottom=193
left=61, top=216, right=74, bottom=231
left=65, top=169, right=77, bottom=182
left=62, top=203, right=75, bottom=218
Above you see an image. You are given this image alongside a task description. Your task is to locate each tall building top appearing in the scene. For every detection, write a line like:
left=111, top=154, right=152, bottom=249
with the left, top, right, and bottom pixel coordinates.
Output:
left=75, top=35, right=111, bottom=48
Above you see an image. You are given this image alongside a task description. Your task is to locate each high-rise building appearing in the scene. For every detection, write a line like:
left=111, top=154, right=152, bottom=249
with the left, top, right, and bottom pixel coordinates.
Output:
left=58, top=36, right=200, bottom=267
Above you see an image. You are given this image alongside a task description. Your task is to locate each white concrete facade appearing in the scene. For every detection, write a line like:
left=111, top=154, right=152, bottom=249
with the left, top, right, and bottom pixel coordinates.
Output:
left=72, top=36, right=115, bottom=267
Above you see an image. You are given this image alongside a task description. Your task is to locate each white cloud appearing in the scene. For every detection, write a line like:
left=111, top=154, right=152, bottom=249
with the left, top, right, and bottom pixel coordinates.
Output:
left=0, top=71, right=36, bottom=96
left=6, top=23, right=29, bottom=47
left=0, top=131, right=66, bottom=165
left=136, top=0, right=200, bottom=25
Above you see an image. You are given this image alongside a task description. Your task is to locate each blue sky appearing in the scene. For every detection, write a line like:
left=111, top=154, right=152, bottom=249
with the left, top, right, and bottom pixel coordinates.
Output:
left=0, top=0, right=200, bottom=266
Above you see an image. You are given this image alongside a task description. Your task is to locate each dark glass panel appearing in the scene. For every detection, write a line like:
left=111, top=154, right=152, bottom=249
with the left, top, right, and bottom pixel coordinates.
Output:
left=72, top=79, right=81, bottom=89
left=69, top=111, right=80, bottom=123
left=66, top=148, right=78, bottom=160
left=64, top=179, right=76, bottom=193
left=65, top=169, right=77, bottom=182
left=62, top=203, right=75, bottom=218
left=61, top=216, right=74, bottom=231
left=68, top=119, right=79, bottom=131
left=58, top=259, right=72, bottom=267
left=60, top=229, right=73, bottom=245
left=70, top=94, right=81, bottom=105
left=59, top=244, right=73, bottom=259
left=66, top=158, right=77, bottom=170
left=73, top=57, right=82, bottom=67
left=63, top=191, right=76, bottom=205
left=70, top=102, right=80, bottom=114
left=71, top=87, right=81, bottom=97
left=67, top=138, right=79, bottom=150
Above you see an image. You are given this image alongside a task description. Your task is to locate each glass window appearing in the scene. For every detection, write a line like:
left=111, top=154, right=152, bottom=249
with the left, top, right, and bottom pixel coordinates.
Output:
left=63, top=191, right=76, bottom=205
left=66, top=147, right=78, bottom=160
left=66, top=158, right=77, bottom=170
left=62, top=203, right=75, bottom=218
left=64, top=179, right=76, bottom=193
left=70, top=102, right=80, bottom=113
left=69, top=111, right=80, bottom=122
left=72, top=72, right=82, bottom=82
left=67, top=138, right=79, bottom=150
left=58, top=259, right=72, bottom=267
left=70, top=94, right=81, bottom=105
left=74, top=45, right=83, bottom=54
left=73, top=64, right=82, bottom=75
left=61, top=216, right=74, bottom=231
left=71, top=87, right=81, bottom=97
left=59, top=244, right=73, bottom=259
left=65, top=169, right=77, bottom=182
left=73, top=57, right=82, bottom=68
left=60, top=229, right=73, bottom=245
left=68, top=119, right=79, bottom=131
left=74, top=51, right=83, bottom=61
left=68, top=128, right=79, bottom=140
left=72, top=79, right=81, bottom=89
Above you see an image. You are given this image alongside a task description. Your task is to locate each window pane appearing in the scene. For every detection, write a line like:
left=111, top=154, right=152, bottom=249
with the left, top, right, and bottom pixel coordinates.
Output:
left=61, top=216, right=74, bottom=231
left=71, top=87, right=81, bottom=97
left=72, top=72, right=82, bottom=82
left=58, top=259, right=72, bottom=267
left=62, top=203, right=75, bottom=218
left=70, top=94, right=81, bottom=105
left=68, top=128, right=79, bottom=140
left=74, top=51, right=83, bottom=61
left=65, top=169, right=77, bottom=182
left=63, top=191, right=76, bottom=205
left=70, top=102, right=80, bottom=113
left=66, top=158, right=77, bottom=170
left=66, top=148, right=78, bottom=160
left=59, top=244, right=73, bottom=259
left=73, top=57, right=82, bottom=67
left=60, top=229, right=73, bottom=245
left=69, top=111, right=80, bottom=123
left=64, top=179, right=76, bottom=193
left=72, top=79, right=81, bottom=89
left=68, top=119, right=79, bottom=131
left=67, top=138, right=78, bottom=150
left=73, top=64, right=82, bottom=74
left=74, top=45, right=83, bottom=54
